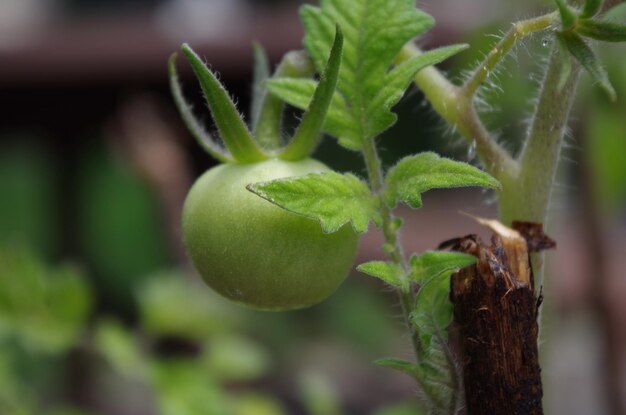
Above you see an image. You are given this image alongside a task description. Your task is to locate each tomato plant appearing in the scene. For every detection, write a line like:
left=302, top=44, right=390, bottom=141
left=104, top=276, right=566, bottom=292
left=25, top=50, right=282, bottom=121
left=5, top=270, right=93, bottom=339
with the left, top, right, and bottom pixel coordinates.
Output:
left=170, top=0, right=626, bottom=412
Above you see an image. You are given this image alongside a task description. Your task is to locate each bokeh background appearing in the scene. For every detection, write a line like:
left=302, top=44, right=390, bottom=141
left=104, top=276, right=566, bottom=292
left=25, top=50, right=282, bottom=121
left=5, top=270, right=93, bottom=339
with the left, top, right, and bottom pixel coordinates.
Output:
left=1, top=0, right=625, bottom=414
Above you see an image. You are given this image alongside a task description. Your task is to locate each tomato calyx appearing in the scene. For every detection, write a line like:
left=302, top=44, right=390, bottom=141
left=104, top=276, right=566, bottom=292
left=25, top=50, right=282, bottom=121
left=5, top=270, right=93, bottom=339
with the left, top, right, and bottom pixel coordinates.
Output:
left=169, top=27, right=343, bottom=164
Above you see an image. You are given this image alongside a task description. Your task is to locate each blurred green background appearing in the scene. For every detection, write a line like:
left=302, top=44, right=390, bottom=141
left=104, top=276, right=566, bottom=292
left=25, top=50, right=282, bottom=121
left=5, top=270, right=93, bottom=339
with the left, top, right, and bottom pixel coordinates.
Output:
left=1, top=0, right=625, bottom=414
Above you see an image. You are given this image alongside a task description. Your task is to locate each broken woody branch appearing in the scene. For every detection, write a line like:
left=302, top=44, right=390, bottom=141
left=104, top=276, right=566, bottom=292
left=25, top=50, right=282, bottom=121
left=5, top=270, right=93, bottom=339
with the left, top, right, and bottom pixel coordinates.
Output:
left=441, top=220, right=555, bottom=415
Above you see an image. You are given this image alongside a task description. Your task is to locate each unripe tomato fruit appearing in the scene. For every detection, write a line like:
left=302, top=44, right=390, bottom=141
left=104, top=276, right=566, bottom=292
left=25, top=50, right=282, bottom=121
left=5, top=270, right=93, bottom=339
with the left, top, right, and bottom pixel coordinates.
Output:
left=182, top=158, right=359, bottom=310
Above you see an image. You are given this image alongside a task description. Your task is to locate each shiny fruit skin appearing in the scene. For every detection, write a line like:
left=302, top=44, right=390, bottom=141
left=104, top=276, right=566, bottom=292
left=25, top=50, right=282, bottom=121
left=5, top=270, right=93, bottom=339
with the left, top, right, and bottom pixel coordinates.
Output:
left=182, top=158, right=358, bottom=310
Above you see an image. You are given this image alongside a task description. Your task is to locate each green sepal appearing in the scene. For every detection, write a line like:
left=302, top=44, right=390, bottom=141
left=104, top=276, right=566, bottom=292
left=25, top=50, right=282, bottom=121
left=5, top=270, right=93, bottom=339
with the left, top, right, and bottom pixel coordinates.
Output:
left=181, top=44, right=268, bottom=163
left=581, top=0, right=604, bottom=18
left=255, top=51, right=315, bottom=149
left=168, top=53, right=233, bottom=163
left=266, top=77, right=356, bottom=149
left=555, top=0, right=577, bottom=30
left=280, top=26, right=344, bottom=161
left=384, top=152, right=501, bottom=209
left=357, top=261, right=407, bottom=291
left=577, top=19, right=626, bottom=42
left=409, top=251, right=476, bottom=285
left=250, top=43, right=271, bottom=136
left=247, top=171, right=382, bottom=233
left=556, top=31, right=616, bottom=101
left=556, top=40, right=573, bottom=92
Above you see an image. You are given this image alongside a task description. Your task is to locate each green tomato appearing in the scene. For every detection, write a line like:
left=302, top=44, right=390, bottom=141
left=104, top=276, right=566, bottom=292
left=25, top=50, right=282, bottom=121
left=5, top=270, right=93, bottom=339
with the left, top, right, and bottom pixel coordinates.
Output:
left=182, top=158, right=359, bottom=311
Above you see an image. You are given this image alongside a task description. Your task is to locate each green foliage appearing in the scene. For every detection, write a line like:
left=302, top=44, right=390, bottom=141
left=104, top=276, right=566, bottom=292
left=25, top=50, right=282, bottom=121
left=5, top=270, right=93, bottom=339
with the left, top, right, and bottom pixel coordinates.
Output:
left=410, top=272, right=458, bottom=415
left=248, top=171, right=381, bottom=233
left=168, top=54, right=232, bottom=163
left=581, top=0, right=604, bottom=18
left=280, top=27, right=344, bottom=161
left=94, top=274, right=280, bottom=415
left=587, top=101, right=626, bottom=212
left=555, top=0, right=577, bottom=30
left=557, top=30, right=616, bottom=100
left=201, top=336, right=270, bottom=382
left=412, top=272, right=453, bottom=352
left=151, top=360, right=231, bottom=415
left=356, top=261, right=407, bottom=290
left=299, top=371, right=343, bottom=415
left=137, top=273, right=241, bottom=340
left=375, top=271, right=459, bottom=415
left=409, top=251, right=476, bottom=284
left=265, top=78, right=350, bottom=141
left=78, top=146, right=169, bottom=307
left=180, top=44, right=267, bottom=163
left=0, top=141, right=58, bottom=258
left=373, top=402, right=425, bottom=415
left=384, top=152, right=500, bottom=209
left=250, top=43, right=271, bottom=135
left=268, top=0, right=466, bottom=149
left=577, top=19, right=626, bottom=42
left=0, top=247, right=91, bottom=354
left=94, top=319, right=148, bottom=380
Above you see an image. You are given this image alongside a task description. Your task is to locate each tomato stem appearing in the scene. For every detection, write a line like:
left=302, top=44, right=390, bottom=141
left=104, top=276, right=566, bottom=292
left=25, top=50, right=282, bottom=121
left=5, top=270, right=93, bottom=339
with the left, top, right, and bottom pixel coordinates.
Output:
left=361, top=137, right=422, bottom=358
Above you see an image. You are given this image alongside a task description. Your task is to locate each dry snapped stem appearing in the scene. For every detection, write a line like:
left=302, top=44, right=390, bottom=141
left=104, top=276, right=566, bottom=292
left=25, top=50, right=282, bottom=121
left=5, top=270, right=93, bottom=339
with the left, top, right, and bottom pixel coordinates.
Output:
left=442, top=220, right=555, bottom=415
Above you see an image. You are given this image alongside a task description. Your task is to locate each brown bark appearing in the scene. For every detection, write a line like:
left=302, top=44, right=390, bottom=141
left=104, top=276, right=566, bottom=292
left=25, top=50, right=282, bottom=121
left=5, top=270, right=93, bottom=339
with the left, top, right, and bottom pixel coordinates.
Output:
left=441, top=220, right=555, bottom=415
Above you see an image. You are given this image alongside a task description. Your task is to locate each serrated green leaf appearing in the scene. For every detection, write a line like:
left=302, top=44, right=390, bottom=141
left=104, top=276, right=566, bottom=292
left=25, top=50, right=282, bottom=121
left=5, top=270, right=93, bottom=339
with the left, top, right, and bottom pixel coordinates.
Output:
left=555, top=0, right=577, bottom=29
left=384, top=152, right=501, bottom=209
left=168, top=54, right=233, bottom=163
left=357, top=261, right=406, bottom=290
left=247, top=171, right=381, bottom=233
left=281, top=26, right=344, bottom=160
left=556, top=31, right=616, bottom=101
left=295, top=0, right=436, bottom=148
left=181, top=44, right=268, bottom=163
left=581, top=0, right=604, bottom=18
left=409, top=251, right=476, bottom=284
left=577, top=19, right=626, bottom=42
left=367, top=44, right=468, bottom=136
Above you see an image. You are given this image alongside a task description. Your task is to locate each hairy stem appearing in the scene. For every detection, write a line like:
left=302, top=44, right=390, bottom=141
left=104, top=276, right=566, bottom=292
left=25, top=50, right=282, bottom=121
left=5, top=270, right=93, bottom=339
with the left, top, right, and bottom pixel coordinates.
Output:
left=397, top=12, right=559, bottom=182
left=397, top=44, right=516, bottom=181
left=361, top=138, right=421, bottom=357
left=462, top=12, right=558, bottom=97
left=499, top=47, right=581, bottom=225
